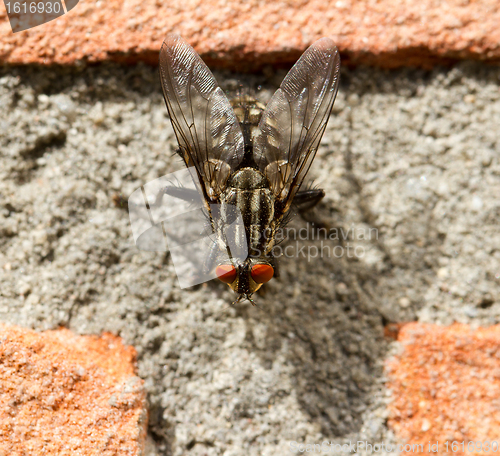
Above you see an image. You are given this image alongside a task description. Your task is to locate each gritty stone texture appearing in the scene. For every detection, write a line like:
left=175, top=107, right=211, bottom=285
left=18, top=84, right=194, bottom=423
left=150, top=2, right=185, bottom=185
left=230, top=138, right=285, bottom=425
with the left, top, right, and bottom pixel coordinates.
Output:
left=0, top=59, right=499, bottom=454
left=0, top=324, right=147, bottom=455
left=386, top=323, right=500, bottom=451
left=1, top=0, right=500, bottom=69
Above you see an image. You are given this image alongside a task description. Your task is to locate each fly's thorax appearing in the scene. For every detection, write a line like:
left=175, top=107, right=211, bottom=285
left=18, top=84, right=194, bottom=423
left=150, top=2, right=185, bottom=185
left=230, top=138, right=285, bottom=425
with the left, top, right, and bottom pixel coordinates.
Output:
left=222, top=167, right=275, bottom=255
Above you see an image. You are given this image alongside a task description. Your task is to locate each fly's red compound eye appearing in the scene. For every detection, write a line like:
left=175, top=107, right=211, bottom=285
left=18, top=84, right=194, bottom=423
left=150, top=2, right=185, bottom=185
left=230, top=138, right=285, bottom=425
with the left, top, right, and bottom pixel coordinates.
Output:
left=216, top=265, right=237, bottom=284
left=251, top=264, right=274, bottom=284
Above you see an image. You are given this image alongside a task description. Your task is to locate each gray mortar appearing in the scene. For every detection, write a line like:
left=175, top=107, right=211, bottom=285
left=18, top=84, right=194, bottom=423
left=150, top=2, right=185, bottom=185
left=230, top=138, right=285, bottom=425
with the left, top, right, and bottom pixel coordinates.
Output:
left=0, top=60, right=499, bottom=455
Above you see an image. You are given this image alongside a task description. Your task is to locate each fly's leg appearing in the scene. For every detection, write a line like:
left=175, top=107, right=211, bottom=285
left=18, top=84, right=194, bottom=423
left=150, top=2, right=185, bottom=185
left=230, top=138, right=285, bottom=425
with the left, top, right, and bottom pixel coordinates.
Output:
left=269, top=255, right=280, bottom=279
left=293, top=189, right=325, bottom=212
left=203, top=239, right=219, bottom=275
left=149, top=185, right=205, bottom=245
left=256, top=256, right=279, bottom=301
left=147, top=184, right=211, bottom=261
left=152, top=186, right=201, bottom=209
left=292, top=188, right=331, bottom=231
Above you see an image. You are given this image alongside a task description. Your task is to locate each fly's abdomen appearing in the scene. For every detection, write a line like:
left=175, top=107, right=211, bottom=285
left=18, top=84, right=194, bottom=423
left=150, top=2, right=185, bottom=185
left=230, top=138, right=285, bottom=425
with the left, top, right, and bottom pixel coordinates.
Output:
left=231, top=95, right=265, bottom=132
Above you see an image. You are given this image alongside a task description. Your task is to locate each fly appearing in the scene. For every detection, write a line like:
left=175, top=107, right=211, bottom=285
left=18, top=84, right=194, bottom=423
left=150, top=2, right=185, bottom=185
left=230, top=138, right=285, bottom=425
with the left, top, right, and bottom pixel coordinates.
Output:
left=159, top=35, right=341, bottom=304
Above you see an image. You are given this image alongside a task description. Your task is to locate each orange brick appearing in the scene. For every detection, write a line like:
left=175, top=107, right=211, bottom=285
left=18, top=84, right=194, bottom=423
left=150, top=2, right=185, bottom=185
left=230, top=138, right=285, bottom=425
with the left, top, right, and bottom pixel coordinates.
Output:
left=0, top=324, right=147, bottom=455
left=1, top=0, right=499, bottom=68
left=386, top=323, right=500, bottom=454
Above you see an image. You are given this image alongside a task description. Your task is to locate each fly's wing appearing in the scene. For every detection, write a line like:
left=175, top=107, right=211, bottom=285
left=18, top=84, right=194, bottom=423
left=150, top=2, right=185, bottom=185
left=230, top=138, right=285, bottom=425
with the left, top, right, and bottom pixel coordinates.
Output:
left=159, top=35, right=244, bottom=203
left=254, top=37, right=340, bottom=216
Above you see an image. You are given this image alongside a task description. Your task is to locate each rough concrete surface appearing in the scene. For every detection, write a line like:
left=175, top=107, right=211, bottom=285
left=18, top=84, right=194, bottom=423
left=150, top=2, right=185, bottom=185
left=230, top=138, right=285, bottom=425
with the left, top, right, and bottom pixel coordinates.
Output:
left=0, top=59, right=499, bottom=455
left=2, top=0, right=500, bottom=69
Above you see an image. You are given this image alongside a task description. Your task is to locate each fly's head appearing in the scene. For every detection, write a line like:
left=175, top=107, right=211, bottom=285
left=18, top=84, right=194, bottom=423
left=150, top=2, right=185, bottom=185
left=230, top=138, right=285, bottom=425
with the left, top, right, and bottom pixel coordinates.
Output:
left=215, top=257, right=274, bottom=305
